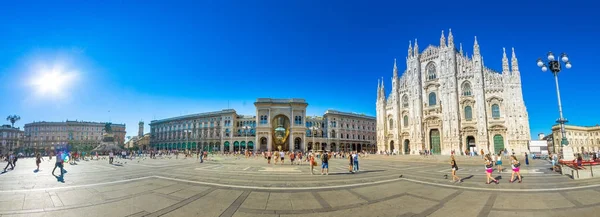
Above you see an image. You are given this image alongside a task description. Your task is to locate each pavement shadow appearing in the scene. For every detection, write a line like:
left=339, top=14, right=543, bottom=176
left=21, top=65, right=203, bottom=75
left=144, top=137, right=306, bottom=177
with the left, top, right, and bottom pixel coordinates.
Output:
left=328, top=169, right=385, bottom=176
left=111, top=163, right=124, bottom=167
left=461, top=175, right=474, bottom=181
left=494, top=175, right=503, bottom=180
left=54, top=175, right=65, bottom=183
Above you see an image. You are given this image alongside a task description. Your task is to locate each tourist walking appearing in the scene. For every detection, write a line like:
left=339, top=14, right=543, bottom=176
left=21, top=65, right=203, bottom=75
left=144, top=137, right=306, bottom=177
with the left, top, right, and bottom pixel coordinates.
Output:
left=321, top=151, right=329, bottom=175
left=525, top=153, right=529, bottom=166
left=309, top=152, right=316, bottom=175
left=353, top=151, right=360, bottom=172
left=36, top=153, right=44, bottom=171
left=496, top=153, right=503, bottom=173
left=450, top=155, right=461, bottom=183
left=52, top=151, right=64, bottom=176
left=485, top=154, right=499, bottom=184
left=279, top=150, right=285, bottom=165
left=348, top=152, right=354, bottom=173
left=509, top=155, right=522, bottom=183
left=3, top=152, right=14, bottom=172
left=109, top=151, right=114, bottom=164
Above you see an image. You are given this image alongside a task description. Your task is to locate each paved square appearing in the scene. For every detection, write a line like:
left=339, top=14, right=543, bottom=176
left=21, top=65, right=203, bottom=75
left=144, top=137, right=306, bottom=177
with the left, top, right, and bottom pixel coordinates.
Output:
left=1, top=155, right=599, bottom=216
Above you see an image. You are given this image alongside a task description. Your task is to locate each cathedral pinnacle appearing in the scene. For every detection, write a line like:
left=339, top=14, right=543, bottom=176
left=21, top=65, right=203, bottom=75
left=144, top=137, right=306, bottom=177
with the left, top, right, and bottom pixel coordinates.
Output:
left=440, top=30, right=446, bottom=47
left=393, top=58, right=398, bottom=78
left=502, top=47, right=509, bottom=74
left=414, top=39, right=419, bottom=56
left=473, top=36, right=480, bottom=56
left=408, top=40, right=413, bottom=58
left=459, top=43, right=463, bottom=55
left=511, top=47, right=520, bottom=73
left=448, top=28, right=454, bottom=48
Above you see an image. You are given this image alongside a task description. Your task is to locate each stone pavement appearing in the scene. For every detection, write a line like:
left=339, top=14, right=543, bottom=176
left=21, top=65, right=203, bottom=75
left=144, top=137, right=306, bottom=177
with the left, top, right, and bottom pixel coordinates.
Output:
left=0, top=155, right=599, bottom=217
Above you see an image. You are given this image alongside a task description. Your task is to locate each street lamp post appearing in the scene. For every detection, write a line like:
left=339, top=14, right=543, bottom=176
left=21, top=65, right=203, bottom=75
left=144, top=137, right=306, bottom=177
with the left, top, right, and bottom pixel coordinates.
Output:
left=243, top=125, right=251, bottom=153
left=537, top=52, right=573, bottom=160
left=310, top=126, right=319, bottom=152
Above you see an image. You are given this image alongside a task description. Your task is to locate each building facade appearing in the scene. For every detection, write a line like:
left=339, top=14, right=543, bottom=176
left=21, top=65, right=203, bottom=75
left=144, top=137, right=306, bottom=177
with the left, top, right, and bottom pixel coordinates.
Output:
left=149, top=98, right=376, bottom=153
left=0, top=125, right=24, bottom=154
left=23, top=120, right=126, bottom=152
left=551, top=124, right=600, bottom=154
left=376, top=30, right=531, bottom=155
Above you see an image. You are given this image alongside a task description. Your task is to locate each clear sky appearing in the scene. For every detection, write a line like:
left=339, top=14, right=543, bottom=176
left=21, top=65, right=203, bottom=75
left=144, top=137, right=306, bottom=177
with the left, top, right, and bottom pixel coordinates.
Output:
left=0, top=0, right=598, bottom=138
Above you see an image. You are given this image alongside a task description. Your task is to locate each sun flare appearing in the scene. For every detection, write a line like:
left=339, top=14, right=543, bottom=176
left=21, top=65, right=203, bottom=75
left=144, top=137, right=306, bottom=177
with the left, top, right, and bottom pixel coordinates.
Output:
left=30, top=64, right=78, bottom=98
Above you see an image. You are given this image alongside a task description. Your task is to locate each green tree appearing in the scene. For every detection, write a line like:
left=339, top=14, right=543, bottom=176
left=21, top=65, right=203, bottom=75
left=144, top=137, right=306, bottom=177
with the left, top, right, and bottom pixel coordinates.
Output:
left=6, top=115, right=20, bottom=128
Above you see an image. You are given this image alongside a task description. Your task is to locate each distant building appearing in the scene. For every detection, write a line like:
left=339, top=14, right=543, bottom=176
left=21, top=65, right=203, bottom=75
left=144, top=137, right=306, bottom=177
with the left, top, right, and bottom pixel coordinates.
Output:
left=23, top=120, right=126, bottom=152
left=0, top=125, right=24, bottom=154
left=551, top=124, right=600, bottom=154
left=529, top=133, right=549, bottom=155
left=150, top=98, right=377, bottom=153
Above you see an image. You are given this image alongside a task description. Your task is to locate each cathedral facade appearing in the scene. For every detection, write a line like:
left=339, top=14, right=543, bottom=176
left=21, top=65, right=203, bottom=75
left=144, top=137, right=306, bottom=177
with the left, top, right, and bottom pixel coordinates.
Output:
left=376, top=30, right=531, bottom=155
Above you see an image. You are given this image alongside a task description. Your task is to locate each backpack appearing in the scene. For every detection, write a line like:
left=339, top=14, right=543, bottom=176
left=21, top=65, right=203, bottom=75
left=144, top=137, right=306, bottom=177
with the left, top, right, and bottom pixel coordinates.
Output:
left=322, top=154, right=329, bottom=163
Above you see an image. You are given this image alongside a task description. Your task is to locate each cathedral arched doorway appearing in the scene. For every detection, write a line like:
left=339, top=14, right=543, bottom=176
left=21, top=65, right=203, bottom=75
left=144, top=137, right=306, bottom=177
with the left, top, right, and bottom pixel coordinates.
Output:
left=493, top=135, right=504, bottom=154
left=430, top=129, right=441, bottom=154
left=390, top=141, right=395, bottom=153
left=260, top=137, right=267, bottom=151
left=404, top=140, right=410, bottom=154
left=308, top=142, right=313, bottom=151
left=466, top=136, right=476, bottom=154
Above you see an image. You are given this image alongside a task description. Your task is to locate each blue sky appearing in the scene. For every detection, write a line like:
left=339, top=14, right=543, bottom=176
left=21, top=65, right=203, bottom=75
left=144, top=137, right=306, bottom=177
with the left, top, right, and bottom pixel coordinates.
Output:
left=0, top=0, right=598, bottom=138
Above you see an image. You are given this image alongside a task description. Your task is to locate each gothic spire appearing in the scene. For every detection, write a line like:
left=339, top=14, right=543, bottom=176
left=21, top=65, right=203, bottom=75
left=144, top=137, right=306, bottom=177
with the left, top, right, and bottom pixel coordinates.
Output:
left=414, top=39, right=419, bottom=56
left=408, top=40, right=413, bottom=58
left=440, top=30, right=446, bottom=47
left=473, top=36, right=480, bottom=56
left=377, top=78, right=381, bottom=98
left=511, top=47, right=520, bottom=74
left=393, top=58, right=398, bottom=78
left=502, top=47, right=509, bottom=74
left=459, top=43, right=463, bottom=55
left=448, top=28, right=454, bottom=48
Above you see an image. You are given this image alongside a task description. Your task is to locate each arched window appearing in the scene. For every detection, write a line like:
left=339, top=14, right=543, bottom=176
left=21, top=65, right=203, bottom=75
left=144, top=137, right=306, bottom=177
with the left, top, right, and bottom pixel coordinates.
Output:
left=427, top=63, right=437, bottom=80
left=462, top=82, right=472, bottom=96
left=403, top=115, right=408, bottom=127
left=389, top=119, right=393, bottom=129
left=402, top=95, right=409, bottom=108
left=492, top=104, right=500, bottom=118
left=464, top=106, right=473, bottom=121
left=428, top=92, right=437, bottom=106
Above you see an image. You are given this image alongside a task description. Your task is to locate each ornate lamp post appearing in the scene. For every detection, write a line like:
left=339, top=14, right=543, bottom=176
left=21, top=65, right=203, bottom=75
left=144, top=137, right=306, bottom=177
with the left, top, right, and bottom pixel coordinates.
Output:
left=243, top=125, right=251, bottom=152
left=310, top=126, right=319, bottom=152
left=537, top=52, right=573, bottom=160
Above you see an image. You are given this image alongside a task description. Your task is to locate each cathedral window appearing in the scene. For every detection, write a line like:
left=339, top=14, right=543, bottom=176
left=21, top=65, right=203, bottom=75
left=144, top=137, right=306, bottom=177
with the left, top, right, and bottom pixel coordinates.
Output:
left=428, top=92, right=437, bottom=106
left=492, top=104, right=500, bottom=118
left=403, top=115, right=408, bottom=127
left=427, top=63, right=437, bottom=80
left=464, top=106, right=473, bottom=121
left=389, top=119, right=393, bottom=129
left=462, top=82, right=472, bottom=96
left=402, top=95, right=409, bottom=108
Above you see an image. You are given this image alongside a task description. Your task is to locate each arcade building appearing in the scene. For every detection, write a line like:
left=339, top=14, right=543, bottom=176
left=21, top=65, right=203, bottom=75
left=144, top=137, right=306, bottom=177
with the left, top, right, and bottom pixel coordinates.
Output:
left=149, top=98, right=377, bottom=153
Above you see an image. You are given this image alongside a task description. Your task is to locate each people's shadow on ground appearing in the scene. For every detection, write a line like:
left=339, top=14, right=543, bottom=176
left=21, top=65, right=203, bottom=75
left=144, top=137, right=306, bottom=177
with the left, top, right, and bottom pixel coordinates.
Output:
left=328, top=169, right=385, bottom=176
left=54, top=174, right=65, bottom=183
left=494, top=175, right=503, bottom=180
left=461, top=175, right=474, bottom=181
left=111, top=163, right=124, bottom=167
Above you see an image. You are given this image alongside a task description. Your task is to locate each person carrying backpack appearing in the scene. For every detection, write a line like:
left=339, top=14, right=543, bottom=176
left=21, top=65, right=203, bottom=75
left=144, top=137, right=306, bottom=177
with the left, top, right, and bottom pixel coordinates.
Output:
left=321, top=151, right=329, bottom=175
